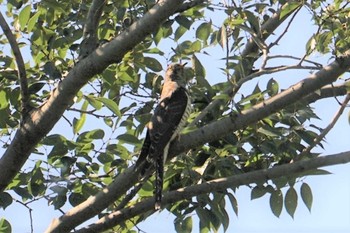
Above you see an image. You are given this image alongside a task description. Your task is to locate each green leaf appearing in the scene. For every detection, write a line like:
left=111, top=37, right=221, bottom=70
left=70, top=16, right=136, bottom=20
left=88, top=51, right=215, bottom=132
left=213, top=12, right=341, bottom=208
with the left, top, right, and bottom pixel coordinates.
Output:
left=175, top=216, right=193, bottom=233
left=280, top=2, right=301, bottom=19
left=98, top=97, right=121, bottom=117
left=0, top=192, right=13, bottom=210
left=19, top=5, right=31, bottom=31
left=73, top=115, right=86, bottom=135
left=251, top=186, right=267, bottom=200
left=303, top=169, right=332, bottom=176
left=103, top=118, right=114, bottom=128
left=143, top=57, right=163, bottom=72
left=29, top=166, right=45, bottom=197
left=117, top=134, right=140, bottom=145
left=97, top=153, right=114, bottom=164
left=196, top=22, right=211, bottom=42
left=175, top=15, right=192, bottom=29
left=192, top=54, right=205, bottom=78
left=69, top=193, right=86, bottom=207
left=196, top=208, right=210, bottom=233
left=73, top=100, right=88, bottom=134
left=285, top=187, right=298, bottom=218
left=267, top=78, right=279, bottom=96
left=0, top=90, right=9, bottom=110
left=0, top=218, right=11, bottom=233
left=227, top=192, right=238, bottom=216
left=300, top=183, right=313, bottom=212
left=28, top=82, right=45, bottom=95
left=244, top=10, right=260, bottom=32
left=270, top=189, right=283, bottom=217
left=27, top=10, right=41, bottom=32
left=50, top=185, right=68, bottom=195
left=174, top=26, right=188, bottom=41
left=85, top=95, right=102, bottom=110
left=51, top=195, right=67, bottom=210
left=219, top=25, right=227, bottom=48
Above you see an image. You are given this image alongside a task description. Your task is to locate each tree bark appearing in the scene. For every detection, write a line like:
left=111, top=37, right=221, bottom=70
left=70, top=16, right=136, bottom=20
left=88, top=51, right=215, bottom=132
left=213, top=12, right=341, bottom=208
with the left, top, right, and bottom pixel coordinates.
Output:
left=76, top=151, right=350, bottom=232
left=0, top=0, right=185, bottom=192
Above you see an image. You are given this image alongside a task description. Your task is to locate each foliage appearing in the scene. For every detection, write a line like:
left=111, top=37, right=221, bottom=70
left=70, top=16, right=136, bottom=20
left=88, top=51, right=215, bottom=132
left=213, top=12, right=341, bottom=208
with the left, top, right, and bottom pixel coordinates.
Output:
left=0, top=0, right=349, bottom=232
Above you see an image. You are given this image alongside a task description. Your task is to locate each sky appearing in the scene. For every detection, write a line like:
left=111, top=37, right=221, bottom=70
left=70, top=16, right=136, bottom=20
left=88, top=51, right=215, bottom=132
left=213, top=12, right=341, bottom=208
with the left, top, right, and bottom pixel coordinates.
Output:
left=1, top=2, right=350, bottom=233
left=137, top=4, right=350, bottom=233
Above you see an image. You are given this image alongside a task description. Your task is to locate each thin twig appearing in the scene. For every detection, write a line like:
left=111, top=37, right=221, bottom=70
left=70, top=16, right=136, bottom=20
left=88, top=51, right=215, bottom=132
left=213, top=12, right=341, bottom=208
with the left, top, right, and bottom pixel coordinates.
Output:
left=299, top=94, right=350, bottom=158
left=269, top=5, right=302, bottom=48
left=0, top=12, right=30, bottom=118
left=189, top=63, right=321, bottom=127
left=67, top=107, right=114, bottom=118
left=189, top=3, right=302, bottom=126
left=267, top=55, right=323, bottom=68
left=14, top=198, right=34, bottom=233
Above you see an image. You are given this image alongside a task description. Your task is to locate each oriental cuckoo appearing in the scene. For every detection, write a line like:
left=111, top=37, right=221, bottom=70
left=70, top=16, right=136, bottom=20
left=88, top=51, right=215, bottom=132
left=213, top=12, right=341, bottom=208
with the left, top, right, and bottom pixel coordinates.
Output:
left=135, top=63, right=191, bottom=210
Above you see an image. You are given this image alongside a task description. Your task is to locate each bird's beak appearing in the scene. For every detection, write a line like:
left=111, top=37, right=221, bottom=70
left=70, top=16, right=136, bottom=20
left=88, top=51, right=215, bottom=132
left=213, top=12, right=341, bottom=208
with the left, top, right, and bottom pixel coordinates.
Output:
left=181, top=62, right=188, bottom=67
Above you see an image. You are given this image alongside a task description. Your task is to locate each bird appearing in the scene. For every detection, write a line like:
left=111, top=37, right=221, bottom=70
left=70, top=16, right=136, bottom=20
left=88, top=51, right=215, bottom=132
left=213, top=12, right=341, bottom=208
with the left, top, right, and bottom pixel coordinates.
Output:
left=135, top=63, right=191, bottom=210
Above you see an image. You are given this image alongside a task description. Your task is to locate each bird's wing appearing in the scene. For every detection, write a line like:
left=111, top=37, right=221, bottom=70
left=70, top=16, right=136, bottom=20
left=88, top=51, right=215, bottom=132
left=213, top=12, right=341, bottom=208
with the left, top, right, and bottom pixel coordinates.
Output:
left=135, top=130, right=151, bottom=170
left=148, top=86, right=189, bottom=154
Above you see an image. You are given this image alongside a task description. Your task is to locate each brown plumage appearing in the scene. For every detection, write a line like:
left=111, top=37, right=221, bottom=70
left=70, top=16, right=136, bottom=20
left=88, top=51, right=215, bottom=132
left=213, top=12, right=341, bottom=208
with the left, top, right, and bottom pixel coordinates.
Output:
left=136, top=63, right=191, bottom=210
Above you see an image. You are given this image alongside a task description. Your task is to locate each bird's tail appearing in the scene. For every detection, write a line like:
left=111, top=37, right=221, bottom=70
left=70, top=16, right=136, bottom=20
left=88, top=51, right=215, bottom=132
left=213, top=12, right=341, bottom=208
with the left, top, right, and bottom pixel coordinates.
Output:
left=155, top=152, right=164, bottom=210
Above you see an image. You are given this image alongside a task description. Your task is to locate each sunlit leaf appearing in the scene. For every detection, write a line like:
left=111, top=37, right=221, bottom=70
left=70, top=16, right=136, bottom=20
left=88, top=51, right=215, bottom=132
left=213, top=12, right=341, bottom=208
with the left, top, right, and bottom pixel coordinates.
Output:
left=0, top=91, right=9, bottom=110
left=117, top=134, right=140, bottom=145
left=280, top=2, right=301, bottom=19
left=19, top=5, right=31, bottom=31
left=97, top=97, right=121, bottom=117
left=196, top=22, right=211, bottom=42
left=267, top=78, right=279, bottom=96
left=27, top=10, right=41, bottom=32
left=0, top=218, right=11, bottom=233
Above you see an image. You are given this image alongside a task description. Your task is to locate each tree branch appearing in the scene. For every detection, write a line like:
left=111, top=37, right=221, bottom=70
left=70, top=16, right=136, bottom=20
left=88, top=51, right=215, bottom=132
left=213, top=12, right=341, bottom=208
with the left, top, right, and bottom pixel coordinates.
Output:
left=173, top=50, right=350, bottom=159
left=0, top=12, right=30, bottom=117
left=304, top=82, right=349, bottom=104
left=190, top=1, right=303, bottom=126
left=79, top=0, right=106, bottom=60
left=300, top=93, right=350, bottom=158
left=176, top=0, right=207, bottom=13
left=0, top=0, right=185, bottom=192
left=38, top=1, right=187, bottom=232
left=76, top=150, right=350, bottom=232
left=45, top=50, right=350, bottom=233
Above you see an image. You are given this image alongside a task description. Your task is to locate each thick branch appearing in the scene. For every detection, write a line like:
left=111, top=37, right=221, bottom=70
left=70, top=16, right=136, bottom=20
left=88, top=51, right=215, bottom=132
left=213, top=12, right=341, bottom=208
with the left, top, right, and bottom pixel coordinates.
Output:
left=46, top=51, right=350, bottom=233
left=173, top=51, right=350, bottom=158
left=0, top=0, right=185, bottom=192
left=38, top=1, right=186, bottom=232
left=79, top=0, right=106, bottom=59
left=304, top=82, right=349, bottom=103
left=77, top=151, right=350, bottom=232
left=0, top=12, right=30, bottom=116
left=190, top=1, right=303, bottom=126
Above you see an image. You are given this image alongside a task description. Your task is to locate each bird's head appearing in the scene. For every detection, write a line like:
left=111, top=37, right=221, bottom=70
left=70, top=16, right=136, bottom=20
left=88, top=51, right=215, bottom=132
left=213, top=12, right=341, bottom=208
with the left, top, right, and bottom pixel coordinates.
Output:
left=165, top=63, right=188, bottom=86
